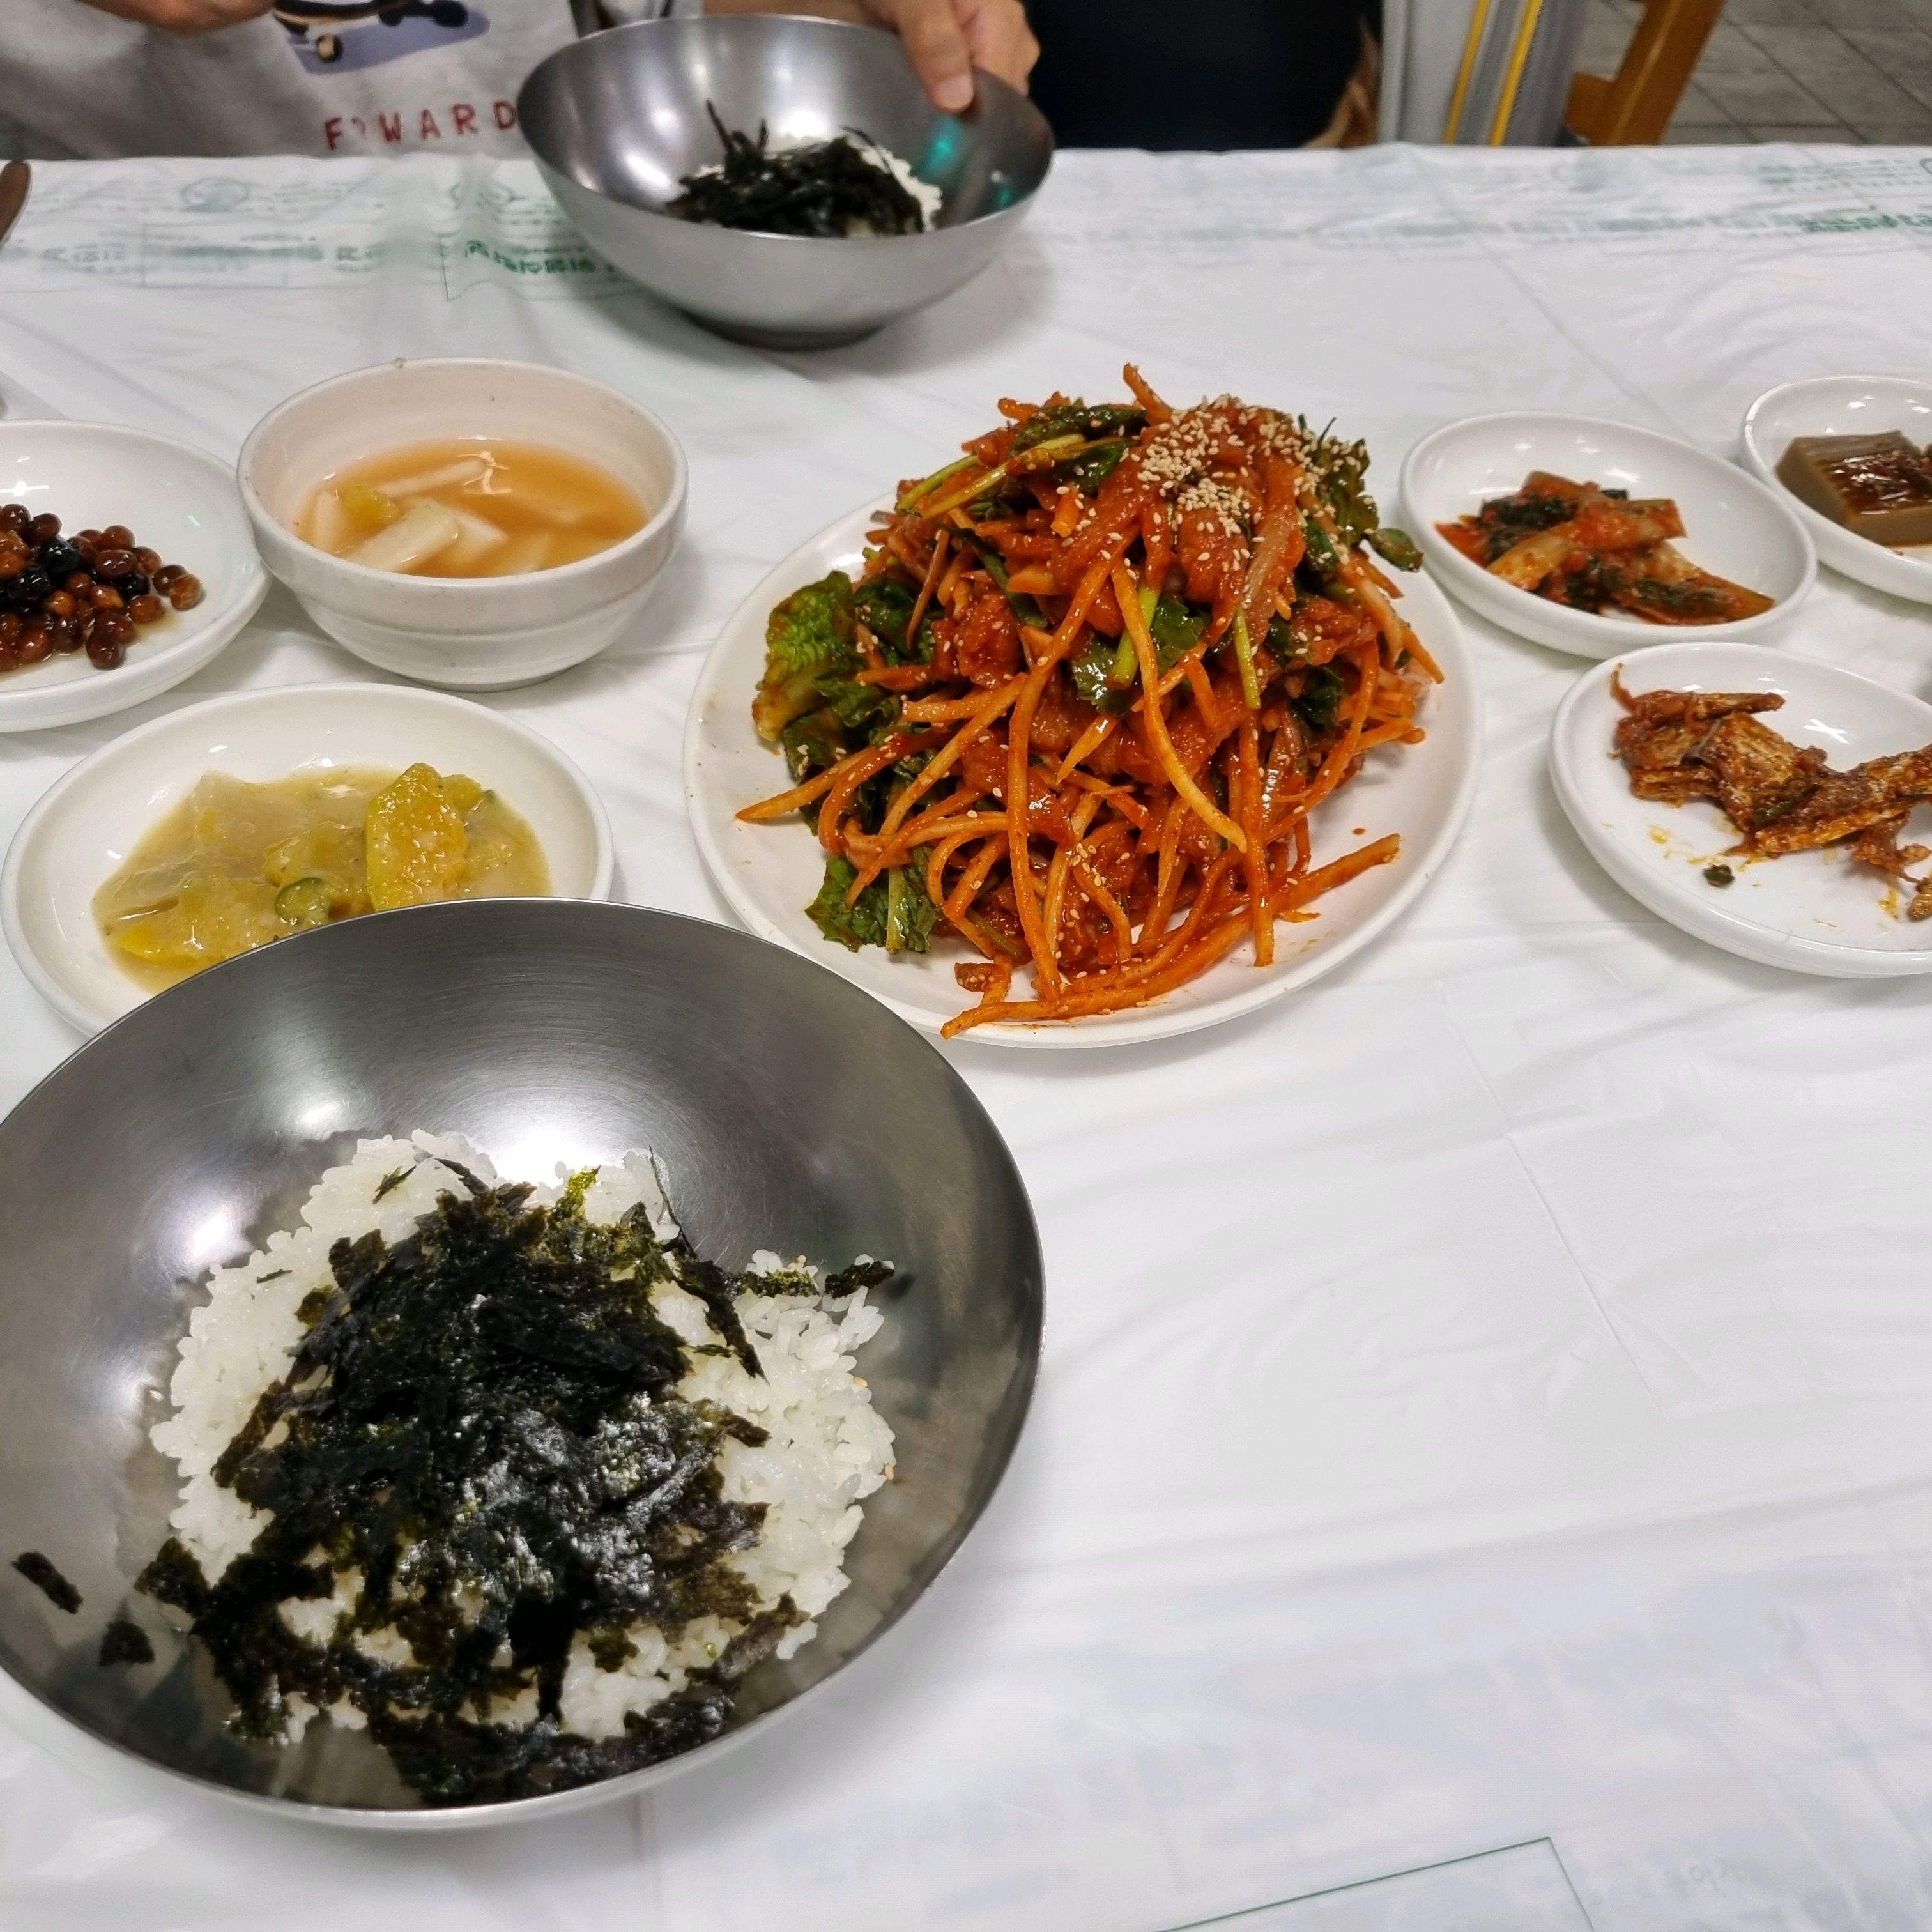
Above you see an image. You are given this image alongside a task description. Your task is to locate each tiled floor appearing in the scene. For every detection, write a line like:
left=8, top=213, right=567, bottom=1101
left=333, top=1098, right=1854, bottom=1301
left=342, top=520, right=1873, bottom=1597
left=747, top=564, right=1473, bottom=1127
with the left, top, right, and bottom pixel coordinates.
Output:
left=1579, top=0, right=1932, bottom=142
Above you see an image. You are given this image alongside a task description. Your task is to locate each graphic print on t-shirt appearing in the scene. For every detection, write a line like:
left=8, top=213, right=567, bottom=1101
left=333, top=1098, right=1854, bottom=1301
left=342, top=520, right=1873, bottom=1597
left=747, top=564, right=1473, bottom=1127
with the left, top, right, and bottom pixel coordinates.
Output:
left=275, top=1, right=488, bottom=76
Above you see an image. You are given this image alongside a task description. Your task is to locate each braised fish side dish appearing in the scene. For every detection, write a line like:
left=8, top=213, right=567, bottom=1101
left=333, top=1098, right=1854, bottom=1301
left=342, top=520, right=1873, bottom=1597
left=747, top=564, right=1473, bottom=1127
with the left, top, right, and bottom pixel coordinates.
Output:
left=1440, top=472, right=1774, bottom=625
left=738, top=366, right=1441, bottom=1035
left=1613, top=674, right=1932, bottom=916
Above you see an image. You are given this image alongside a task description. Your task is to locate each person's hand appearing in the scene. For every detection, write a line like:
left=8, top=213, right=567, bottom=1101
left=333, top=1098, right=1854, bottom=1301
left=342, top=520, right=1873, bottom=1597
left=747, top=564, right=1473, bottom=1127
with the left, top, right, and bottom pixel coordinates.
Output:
left=79, top=0, right=273, bottom=31
left=855, top=0, right=1039, bottom=112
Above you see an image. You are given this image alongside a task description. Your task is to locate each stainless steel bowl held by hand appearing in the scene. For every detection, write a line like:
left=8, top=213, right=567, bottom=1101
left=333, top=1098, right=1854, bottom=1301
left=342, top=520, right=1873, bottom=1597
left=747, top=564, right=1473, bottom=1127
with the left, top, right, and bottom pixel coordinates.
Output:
left=518, top=17, right=1053, bottom=351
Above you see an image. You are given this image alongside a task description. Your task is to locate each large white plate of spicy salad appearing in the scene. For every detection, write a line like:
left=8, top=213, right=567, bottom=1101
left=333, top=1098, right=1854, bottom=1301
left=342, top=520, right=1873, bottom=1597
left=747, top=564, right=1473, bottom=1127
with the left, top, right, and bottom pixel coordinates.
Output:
left=683, top=371, right=1480, bottom=1049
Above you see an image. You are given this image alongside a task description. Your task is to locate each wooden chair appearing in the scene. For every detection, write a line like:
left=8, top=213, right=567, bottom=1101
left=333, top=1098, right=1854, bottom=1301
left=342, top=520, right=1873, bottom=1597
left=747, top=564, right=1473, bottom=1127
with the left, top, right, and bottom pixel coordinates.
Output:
left=1567, top=0, right=1726, bottom=144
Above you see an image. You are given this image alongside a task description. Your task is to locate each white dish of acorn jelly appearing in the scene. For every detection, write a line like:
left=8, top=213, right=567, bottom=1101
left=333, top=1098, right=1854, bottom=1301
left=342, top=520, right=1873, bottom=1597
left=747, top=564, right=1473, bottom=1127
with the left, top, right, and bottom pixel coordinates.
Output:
left=1740, top=375, right=1932, bottom=606
left=1551, top=641, right=1932, bottom=978
left=0, top=420, right=266, bottom=732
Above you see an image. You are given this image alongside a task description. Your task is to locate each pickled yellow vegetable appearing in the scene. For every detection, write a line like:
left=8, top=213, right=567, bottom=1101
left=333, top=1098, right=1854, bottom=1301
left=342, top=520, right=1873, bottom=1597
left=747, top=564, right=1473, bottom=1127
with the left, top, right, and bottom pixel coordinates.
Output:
left=341, top=483, right=401, bottom=529
left=110, top=873, right=285, bottom=969
left=94, top=764, right=549, bottom=992
left=365, top=763, right=471, bottom=910
left=273, top=877, right=337, bottom=929
left=261, top=820, right=365, bottom=898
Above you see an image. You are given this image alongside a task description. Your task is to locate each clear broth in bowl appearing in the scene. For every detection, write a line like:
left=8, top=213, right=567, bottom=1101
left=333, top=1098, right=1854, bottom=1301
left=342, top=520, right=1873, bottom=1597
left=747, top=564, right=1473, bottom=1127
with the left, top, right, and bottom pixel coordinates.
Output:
left=295, top=438, right=647, bottom=578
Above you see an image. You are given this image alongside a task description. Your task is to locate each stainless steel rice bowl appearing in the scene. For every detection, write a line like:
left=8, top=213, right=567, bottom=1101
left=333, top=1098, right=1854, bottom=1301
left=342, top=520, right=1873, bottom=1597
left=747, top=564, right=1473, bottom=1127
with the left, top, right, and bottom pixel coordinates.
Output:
left=0, top=901, right=1041, bottom=1827
left=519, top=17, right=1054, bottom=349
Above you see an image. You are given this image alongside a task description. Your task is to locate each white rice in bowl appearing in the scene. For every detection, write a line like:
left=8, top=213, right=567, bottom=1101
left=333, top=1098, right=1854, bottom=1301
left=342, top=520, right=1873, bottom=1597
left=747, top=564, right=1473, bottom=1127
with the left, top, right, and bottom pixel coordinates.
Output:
left=143, top=1131, right=895, bottom=1802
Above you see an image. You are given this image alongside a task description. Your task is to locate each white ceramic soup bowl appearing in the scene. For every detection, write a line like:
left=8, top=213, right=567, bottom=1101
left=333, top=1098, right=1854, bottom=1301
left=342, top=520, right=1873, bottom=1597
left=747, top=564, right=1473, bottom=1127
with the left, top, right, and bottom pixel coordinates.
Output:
left=2, top=681, right=614, bottom=1033
left=239, top=360, right=687, bottom=691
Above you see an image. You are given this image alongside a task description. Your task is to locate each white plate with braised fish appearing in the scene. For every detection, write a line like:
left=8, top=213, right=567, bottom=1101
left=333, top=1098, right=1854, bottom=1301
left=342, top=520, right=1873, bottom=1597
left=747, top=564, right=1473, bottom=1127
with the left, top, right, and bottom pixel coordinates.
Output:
left=0, top=420, right=267, bottom=731
left=1551, top=641, right=1932, bottom=976
left=685, top=368, right=1480, bottom=1046
left=3, top=682, right=613, bottom=1031
left=1741, top=376, right=1932, bottom=607
left=1403, top=413, right=1813, bottom=659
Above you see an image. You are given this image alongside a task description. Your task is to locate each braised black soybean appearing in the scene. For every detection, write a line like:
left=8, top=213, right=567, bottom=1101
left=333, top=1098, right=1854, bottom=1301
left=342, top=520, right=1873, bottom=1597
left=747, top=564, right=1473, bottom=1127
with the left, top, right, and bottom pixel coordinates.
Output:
left=0, top=510, right=202, bottom=679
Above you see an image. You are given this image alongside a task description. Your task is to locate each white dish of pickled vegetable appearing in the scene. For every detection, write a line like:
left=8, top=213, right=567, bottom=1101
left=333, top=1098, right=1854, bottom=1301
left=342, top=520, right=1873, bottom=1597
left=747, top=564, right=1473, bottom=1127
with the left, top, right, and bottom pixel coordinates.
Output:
left=2, top=682, right=613, bottom=1032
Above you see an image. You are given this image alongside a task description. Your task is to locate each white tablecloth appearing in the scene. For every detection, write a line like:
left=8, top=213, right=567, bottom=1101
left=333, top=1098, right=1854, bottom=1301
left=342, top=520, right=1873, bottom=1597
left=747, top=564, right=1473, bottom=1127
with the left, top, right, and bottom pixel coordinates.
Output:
left=3, top=142, right=1932, bottom=1932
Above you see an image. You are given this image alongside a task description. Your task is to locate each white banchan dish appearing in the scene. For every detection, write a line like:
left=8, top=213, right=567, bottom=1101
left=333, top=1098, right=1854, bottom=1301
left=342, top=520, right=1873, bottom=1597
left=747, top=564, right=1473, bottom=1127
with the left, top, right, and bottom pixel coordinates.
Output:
left=684, top=500, right=1482, bottom=1048
left=0, top=420, right=267, bottom=731
left=2, top=681, right=615, bottom=1032
left=1550, top=641, right=1932, bottom=979
left=1401, top=412, right=1814, bottom=659
left=239, top=358, right=687, bottom=691
left=1740, top=375, right=1932, bottom=606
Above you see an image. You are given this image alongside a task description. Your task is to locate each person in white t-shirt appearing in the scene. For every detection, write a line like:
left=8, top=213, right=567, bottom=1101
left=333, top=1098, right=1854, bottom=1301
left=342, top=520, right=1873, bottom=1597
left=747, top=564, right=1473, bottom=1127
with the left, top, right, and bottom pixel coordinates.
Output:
left=0, top=0, right=1038, bottom=161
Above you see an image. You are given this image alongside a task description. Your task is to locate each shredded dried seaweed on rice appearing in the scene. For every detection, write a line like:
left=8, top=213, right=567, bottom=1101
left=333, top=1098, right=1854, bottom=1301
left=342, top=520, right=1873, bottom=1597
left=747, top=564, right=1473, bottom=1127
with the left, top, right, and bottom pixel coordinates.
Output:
left=668, top=104, right=933, bottom=238
left=140, top=1145, right=894, bottom=1807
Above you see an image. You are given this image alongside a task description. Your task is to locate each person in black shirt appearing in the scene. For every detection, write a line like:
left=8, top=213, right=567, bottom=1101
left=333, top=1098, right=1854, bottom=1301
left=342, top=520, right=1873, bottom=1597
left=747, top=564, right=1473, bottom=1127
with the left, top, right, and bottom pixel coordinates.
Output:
left=1027, top=0, right=1378, bottom=150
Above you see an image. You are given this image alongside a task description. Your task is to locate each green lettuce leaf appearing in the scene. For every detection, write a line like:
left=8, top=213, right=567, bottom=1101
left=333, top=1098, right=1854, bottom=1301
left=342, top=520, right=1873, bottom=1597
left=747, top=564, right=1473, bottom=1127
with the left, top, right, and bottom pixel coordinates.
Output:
left=755, top=571, right=857, bottom=742
left=1292, top=664, right=1347, bottom=737
left=1068, top=595, right=1206, bottom=714
left=1063, top=438, right=1130, bottom=493
left=806, top=855, right=937, bottom=954
left=1367, top=526, right=1422, bottom=572
left=885, top=863, right=938, bottom=953
left=854, top=575, right=930, bottom=663
left=1011, top=400, right=1146, bottom=454
left=824, top=677, right=894, bottom=735
left=1308, top=427, right=1379, bottom=549
left=1149, top=594, right=1206, bottom=661
left=1070, top=647, right=1133, bottom=714
left=806, top=856, right=889, bottom=951
left=780, top=707, right=847, bottom=785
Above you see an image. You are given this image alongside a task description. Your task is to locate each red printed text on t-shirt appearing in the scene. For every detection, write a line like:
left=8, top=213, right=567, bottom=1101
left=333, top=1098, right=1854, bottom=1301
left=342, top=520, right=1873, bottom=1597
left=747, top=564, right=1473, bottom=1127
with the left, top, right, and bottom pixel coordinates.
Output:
left=321, top=98, right=517, bottom=151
